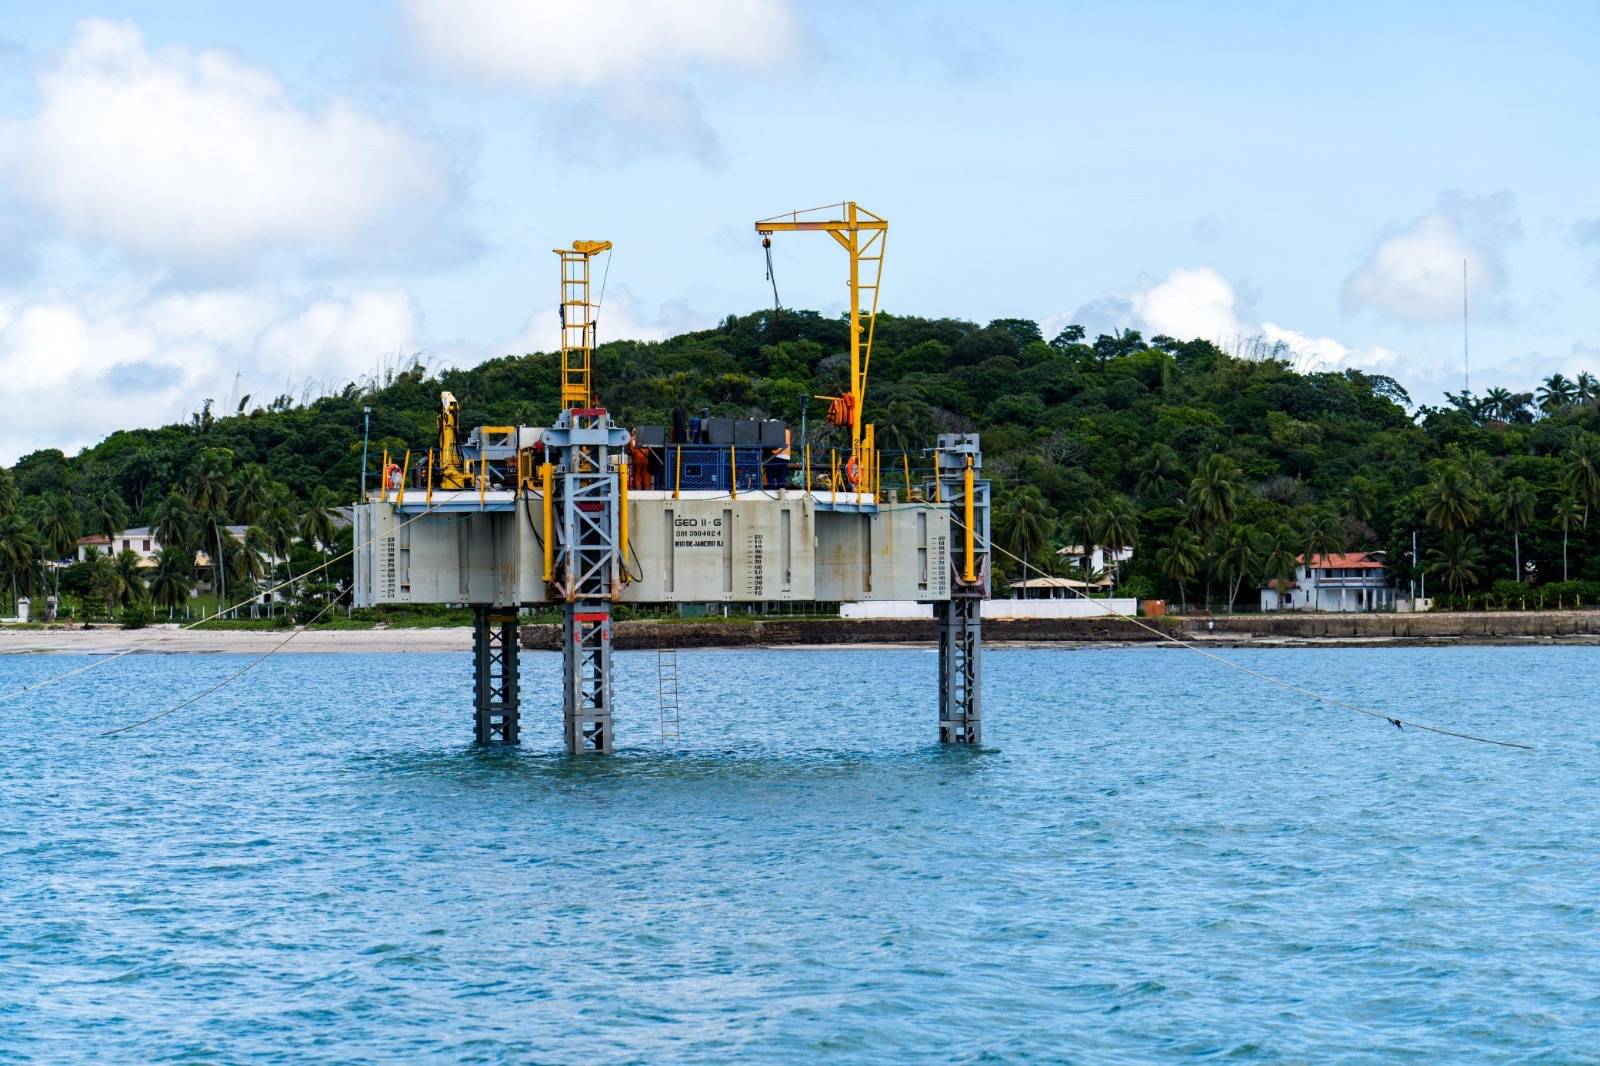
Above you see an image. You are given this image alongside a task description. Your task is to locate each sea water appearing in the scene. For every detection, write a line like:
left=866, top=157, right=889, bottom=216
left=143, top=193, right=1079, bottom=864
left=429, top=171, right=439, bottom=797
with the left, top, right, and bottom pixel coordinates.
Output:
left=1, top=645, right=1595, bottom=1062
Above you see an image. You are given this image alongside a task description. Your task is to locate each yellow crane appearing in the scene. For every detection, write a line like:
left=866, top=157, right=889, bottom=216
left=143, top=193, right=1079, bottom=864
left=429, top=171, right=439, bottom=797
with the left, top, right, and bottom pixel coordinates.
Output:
left=434, top=391, right=474, bottom=490
left=756, top=202, right=886, bottom=487
left=554, top=239, right=613, bottom=410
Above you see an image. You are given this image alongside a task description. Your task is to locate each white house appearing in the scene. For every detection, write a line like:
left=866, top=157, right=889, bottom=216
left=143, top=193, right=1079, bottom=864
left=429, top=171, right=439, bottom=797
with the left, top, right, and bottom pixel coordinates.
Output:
left=1260, top=551, right=1395, bottom=612
left=1056, top=543, right=1134, bottom=575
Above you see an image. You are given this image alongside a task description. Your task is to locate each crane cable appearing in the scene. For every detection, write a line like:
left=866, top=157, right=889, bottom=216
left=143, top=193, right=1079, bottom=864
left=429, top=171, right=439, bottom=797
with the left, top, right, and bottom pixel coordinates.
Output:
left=0, top=501, right=446, bottom=705
left=592, top=247, right=613, bottom=350
left=951, top=514, right=1533, bottom=751
left=98, top=585, right=353, bottom=738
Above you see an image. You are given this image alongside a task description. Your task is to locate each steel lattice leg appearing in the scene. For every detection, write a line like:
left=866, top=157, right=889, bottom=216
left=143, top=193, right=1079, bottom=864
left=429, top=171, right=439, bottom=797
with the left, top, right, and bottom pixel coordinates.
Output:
left=563, top=602, right=614, bottom=754
left=937, top=596, right=982, bottom=744
left=473, top=605, right=521, bottom=744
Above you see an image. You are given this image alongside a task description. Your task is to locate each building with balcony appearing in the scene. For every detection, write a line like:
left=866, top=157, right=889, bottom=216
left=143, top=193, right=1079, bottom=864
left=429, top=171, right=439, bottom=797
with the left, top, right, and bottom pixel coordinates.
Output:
left=1259, top=551, right=1395, bottom=612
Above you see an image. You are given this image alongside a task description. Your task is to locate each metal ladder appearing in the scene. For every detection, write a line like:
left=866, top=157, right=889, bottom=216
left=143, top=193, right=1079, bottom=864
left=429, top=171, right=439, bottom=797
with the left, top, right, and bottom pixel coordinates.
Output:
left=657, top=648, right=681, bottom=743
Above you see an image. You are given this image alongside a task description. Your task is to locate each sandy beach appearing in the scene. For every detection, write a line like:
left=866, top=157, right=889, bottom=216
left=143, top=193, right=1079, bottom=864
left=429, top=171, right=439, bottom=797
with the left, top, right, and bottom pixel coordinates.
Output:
left=0, top=625, right=473, bottom=655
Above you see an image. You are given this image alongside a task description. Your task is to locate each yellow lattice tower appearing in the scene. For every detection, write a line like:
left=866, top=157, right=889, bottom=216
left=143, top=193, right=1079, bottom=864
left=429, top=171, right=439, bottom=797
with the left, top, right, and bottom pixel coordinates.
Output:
left=554, top=240, right=612, bottom=410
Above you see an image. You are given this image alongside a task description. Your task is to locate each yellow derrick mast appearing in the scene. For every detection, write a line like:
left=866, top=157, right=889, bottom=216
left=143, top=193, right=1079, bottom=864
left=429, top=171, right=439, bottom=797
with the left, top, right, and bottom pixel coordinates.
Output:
left=755, top=202, right=886, bottom=487
left=554, top=239, right=613, bottom=410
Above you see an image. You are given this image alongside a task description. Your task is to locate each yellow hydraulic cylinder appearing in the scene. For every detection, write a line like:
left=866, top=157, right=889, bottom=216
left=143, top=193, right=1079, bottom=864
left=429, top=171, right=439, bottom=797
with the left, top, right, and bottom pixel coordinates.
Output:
left=618, top=461, right=631, bottom=577
left=963, top=456, right=976, bottom=584
left=903, top=453, right=912, bottom=497
left=479, top=455, right=488, bottom=508
left=541, top=462, right=554, bottom=581
left=425, top=450, right=434, bottom=507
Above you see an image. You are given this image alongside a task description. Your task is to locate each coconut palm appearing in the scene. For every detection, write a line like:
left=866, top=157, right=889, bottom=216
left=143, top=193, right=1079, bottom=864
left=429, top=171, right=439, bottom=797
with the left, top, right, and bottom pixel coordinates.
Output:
left=1155, top=527, right=1202, bottom=611
left=1256, top=531, right=1299, bottom=609
left=87, top=552, right=125, bottom=619
left=1559, top=437, right=1600, bottom=523
left=1423, top=462, right=1480, bottom=532
left=1301, top=508, right=1347, bottom=566
left=996, top=486, right=1055, bottom=586
left=1552, top=495, right=1584, bottom=582
left=1342, top=476, right=1377, bottom=525
left=1425, top=532, right=1485, bottom=596
left=1135, top=443, right=1185, bottom=502
left=300, top=486, right=339, bottom=563
left=1482, top=386, right=1514, bottom=422
left=1538, top=373, right=1577, bottom=413
left=152, top=490, right=199, bottom=556
left=1495, top=478, right=1535, bottom=581
left=1186, top=454, right=1243, bottom=532
left=86, top=488, right=129, bottom=544
left=1094, top=494, right=1138, bottom=588
left=148, top=546, right=193, bottom=619
left=232, top=464, right=273, bottom=526
left=1213, top=523, right=1257, bottom=612
left=113, top=548, right=147, bottom=606
left=35, top=493, right=80, bottom=559
left=0, top=514, right=42, bottom=615
left=242, top=524, right=274, bottom=617
left=186, top=449, right=234, bottom=606
left=1578, top=372, right=1600, bottom=406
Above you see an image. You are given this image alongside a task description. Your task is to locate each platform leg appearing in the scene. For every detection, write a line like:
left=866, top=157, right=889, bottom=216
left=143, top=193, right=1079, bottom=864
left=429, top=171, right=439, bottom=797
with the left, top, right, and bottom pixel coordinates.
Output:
left=473, top=605, right=521, bottom=744
left=563, top=602, right=614, bottom=754
left=937, top=595, right=982, bottom=744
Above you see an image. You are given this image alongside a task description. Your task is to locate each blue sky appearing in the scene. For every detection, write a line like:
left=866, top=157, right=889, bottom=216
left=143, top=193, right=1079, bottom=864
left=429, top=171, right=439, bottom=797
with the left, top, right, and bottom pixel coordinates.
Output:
left=0, top=0, right=1596, bottom=462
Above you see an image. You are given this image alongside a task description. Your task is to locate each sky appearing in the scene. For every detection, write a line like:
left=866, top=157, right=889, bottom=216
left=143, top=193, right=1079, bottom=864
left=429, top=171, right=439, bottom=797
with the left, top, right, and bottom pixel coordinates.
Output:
left=0, top=0, right=1596, bottom=464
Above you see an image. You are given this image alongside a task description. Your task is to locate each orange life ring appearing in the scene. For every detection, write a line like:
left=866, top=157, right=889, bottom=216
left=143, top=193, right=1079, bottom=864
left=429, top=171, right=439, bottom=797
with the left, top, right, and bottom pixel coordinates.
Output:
left=844, top=455, right=861, bottom=488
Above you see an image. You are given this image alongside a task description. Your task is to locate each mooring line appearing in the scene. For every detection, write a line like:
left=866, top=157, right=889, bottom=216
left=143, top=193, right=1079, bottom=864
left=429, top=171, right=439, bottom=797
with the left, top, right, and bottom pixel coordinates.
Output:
left=953, top=516, right=1533, bottom=751
left=0, top=502, right=442, bottom=705
left=98, top=586, right=353, bottom=738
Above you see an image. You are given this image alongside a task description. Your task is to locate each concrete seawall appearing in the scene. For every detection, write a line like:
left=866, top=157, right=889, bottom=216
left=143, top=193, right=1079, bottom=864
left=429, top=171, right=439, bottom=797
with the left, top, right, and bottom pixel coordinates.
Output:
left=518, top=610, right=1600, bottom=651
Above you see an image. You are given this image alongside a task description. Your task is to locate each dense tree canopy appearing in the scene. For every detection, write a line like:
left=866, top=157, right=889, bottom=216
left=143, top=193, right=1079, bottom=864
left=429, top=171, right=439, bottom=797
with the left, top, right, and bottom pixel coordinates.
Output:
left=4, top=307, right=1600, bottom=613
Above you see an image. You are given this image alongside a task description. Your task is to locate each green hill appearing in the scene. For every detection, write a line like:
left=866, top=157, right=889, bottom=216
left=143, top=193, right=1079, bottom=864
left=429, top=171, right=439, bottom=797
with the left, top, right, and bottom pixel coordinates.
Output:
left=3, top=309, right=1600, bottom=615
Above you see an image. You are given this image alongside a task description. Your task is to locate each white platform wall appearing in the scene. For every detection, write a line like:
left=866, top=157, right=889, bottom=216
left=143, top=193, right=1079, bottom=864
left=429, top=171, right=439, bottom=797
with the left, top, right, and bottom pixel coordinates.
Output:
left=840, top=598, right=1140, bottom=620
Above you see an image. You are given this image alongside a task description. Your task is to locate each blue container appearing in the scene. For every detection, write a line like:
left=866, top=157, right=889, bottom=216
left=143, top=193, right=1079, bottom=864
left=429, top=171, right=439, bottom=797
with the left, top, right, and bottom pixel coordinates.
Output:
left=669, top=446, right=761, bottom=491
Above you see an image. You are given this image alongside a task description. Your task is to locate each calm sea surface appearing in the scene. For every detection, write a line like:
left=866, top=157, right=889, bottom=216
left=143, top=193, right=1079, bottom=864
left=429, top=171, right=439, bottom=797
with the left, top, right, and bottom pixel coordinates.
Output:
left=1, top=644, right=1596, bottom=1063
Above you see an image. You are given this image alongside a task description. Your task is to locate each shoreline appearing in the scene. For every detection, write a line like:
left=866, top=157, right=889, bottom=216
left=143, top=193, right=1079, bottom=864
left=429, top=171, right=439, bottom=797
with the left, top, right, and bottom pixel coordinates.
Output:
left=5, top=612, right=1600, bottom=655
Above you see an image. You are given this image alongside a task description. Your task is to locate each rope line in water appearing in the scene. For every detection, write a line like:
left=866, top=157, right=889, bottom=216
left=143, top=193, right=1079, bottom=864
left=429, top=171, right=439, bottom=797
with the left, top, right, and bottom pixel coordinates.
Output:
left=98, top=585, right=353, bottom=738
left=0, top=502, right=443, bottom=704
left=956, top=516, right=1533, bottom=751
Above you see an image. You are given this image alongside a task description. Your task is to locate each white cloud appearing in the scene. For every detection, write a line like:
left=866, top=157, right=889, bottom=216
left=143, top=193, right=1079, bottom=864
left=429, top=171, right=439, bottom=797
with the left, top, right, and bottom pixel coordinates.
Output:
left=402, top=0, right=796, bottom=89
left=400, top=0, right=800, bottom=159
left=1342, top=191, right=1520, bottom=322
left=0, top=285, right=421, bottom=463
left=0, top=19, right=454, bottom=274
left=1061, top=265, right=1397, bottom=376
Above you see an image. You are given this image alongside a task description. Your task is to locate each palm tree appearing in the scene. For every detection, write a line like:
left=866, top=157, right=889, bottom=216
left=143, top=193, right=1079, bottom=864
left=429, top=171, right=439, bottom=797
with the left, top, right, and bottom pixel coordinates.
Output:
left=242, top=525, right=274, bottom=617
left=1538, top=373, right=1577, bottom=413
left=996, top=486, right=1055, bottom=589
left=1423, top=462, right=1480, bottom=532
left=37, top=493, right=81, bottom=562
left=1426, top=532, right=1485, bottom=596
left=1559, top=437, right=1600, bottom=524
left=1553, top=495, right=1584, bottom=582
left=1301, top=510, right=1347, bottom=609
left=1342, top=476, right=1377, bottom=525
left=87, top=553, right=125, bottom=619
left=152, top=490, right=199, bottom=556
left=1155, top=527, right=1202, bottom=611
left=300, top=486, right=339, bottom=564
left=1094, top=495, right=1138, bottom=589
left=113, top=548, right=147, bottom=607
left=1482, top=386, right=1514, bottom=422
left=0, top=515, right=42, bottom=615
left=1214, top=523, right=1257, bottom=612
left=263, top=503, right=299, bottom=613
left=1186, top=454, right=1242, bottom=532
left=187, top=450, right=233, bottom=607
left=1256, top=531, right=1299, bottom=609
left=232, top=464, right=273, bottom=526
left=148, top=546, right=193, bottom=619
left=1495, top=478, right=1535, bottom=582
left=1578, top=372, right=1600, bottom=406
left=86, top=488, right=129, bottom=545
left=1136, top=443, right=1185, bottom=502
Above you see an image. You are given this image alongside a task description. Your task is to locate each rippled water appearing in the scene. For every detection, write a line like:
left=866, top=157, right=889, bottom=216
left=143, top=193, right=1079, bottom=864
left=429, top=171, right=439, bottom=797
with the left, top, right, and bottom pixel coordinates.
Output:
left=2, top=644, right=1596, bottom=1062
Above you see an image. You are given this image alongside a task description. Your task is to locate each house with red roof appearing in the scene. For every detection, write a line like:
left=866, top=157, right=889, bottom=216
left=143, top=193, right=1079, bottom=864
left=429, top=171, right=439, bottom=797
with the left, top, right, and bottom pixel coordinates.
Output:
left=1259, top=551, right=1395, bottom=612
